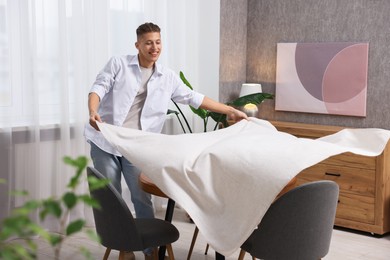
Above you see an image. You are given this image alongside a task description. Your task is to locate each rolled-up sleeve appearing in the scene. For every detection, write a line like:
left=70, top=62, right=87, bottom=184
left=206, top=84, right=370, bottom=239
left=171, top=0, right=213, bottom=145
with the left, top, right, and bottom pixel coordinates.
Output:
left=170, top=75, right=205, bottom=109
left=187, top=91, right=205, bottom=109
left=89, top=57, right=118, bottom=100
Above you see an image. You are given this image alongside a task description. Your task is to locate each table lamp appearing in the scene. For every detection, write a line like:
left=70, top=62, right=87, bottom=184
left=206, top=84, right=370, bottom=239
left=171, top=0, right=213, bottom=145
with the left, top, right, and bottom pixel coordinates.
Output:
left=239, top=83, right=262, bottom=117
left=239, top=83, right=262, bottom=97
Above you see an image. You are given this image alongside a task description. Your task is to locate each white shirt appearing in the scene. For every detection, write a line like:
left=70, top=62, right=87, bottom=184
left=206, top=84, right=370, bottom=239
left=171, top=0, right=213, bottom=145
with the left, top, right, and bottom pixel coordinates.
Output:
left=84, top=55, right=204, bottom=156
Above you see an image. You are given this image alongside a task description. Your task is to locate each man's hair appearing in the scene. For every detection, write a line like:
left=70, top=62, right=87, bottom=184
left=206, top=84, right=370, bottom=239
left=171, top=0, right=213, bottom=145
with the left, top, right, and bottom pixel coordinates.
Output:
left=136, top=22, right=161, bottom=39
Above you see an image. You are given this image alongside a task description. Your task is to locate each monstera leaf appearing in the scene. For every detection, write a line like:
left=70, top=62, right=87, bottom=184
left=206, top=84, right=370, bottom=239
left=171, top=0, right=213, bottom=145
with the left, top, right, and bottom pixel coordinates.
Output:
left=229, top=92, right=274, bottom=107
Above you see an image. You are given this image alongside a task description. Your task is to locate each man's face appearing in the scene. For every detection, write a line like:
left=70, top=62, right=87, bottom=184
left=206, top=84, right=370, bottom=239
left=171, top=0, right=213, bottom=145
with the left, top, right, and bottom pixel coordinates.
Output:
left=135, top=32, right=162, bottom=68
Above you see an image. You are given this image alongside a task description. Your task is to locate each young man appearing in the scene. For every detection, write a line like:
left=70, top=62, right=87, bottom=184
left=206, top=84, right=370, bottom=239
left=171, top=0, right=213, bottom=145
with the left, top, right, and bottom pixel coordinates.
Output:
left=85, top=22, right=247, bottom=259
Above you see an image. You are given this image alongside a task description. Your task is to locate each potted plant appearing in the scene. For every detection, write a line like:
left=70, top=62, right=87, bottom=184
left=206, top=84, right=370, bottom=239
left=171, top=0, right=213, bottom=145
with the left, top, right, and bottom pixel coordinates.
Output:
left=168, top=71, right=274, bottom=133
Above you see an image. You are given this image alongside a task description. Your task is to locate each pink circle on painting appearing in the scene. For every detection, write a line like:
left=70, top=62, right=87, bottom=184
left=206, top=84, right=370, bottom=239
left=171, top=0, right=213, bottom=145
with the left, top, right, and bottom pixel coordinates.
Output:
left=322, top=44, right=368, bottom=103
left=295, top=43, right=353, bottom=101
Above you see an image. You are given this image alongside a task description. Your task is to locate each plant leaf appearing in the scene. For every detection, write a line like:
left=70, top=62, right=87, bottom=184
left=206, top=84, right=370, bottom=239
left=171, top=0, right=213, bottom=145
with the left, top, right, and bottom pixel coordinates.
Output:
left=64, top=156, right=88, bottom=189
left=209, top=112, right=227, bottom=126
left=179, top=71, right=193, bottom=90
left=10, top=190, right=29, bottom=197
left=68, top=174, right=81, bottom=189
left=189, top=105, right=209, bottom=120
left=0, top=243, right=36, bottom=260
left=66, top=219, right=85, bottom=236
left=229, top=93, right=274, bottom=107
left=85, top=229, right=101, bottom=243
left=87, top=176, right=110, bottom=191
left=49, top=233, right=62, bottom=246
left=29, top=223, right=51, bottom=241
left=0, top=215, right=37, bottom=240
left=78, top=194, right=101, bottom=209
left=12, top=200, right=41, bottom=216
left=40, top=199, right=62, bottom=219
left=62, top=192, right=77, bottom=209
left=63, top=156, right=88, bottom=169
left=79, top=246, right=94, bottom=260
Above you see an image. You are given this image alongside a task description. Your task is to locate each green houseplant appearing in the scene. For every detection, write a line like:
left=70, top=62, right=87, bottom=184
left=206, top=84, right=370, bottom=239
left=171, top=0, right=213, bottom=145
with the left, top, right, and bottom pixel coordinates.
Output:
left=169, top=71, right=274, bottom=133
left=0, top=156, right=109, bottom=260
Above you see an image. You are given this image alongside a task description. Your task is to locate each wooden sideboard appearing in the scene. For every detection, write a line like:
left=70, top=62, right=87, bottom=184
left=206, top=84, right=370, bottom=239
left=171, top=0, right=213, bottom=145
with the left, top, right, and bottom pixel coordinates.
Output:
left=270, top=120, right=390, bottom=235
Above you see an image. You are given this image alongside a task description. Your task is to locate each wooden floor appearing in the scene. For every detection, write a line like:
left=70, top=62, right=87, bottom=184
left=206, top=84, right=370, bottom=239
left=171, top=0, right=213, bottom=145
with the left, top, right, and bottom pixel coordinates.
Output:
left=13, top=207, right=390, bottom=260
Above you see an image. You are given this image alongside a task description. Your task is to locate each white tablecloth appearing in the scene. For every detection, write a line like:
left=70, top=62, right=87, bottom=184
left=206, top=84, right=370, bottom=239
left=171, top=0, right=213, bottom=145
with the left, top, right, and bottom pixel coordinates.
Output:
left=97, top=119, right=390, bottom=256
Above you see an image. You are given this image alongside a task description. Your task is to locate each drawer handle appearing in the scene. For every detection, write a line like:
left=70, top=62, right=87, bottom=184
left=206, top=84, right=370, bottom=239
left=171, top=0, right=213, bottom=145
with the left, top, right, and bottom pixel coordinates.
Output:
left=325, top=172, right=341, bottom=177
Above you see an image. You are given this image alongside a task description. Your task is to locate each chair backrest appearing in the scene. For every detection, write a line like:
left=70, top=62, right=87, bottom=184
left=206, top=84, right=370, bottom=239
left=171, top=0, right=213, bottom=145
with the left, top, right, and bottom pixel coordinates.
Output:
left=87, top=167, right=144, bottom=251
left=241, top=180, right=339, bottom=260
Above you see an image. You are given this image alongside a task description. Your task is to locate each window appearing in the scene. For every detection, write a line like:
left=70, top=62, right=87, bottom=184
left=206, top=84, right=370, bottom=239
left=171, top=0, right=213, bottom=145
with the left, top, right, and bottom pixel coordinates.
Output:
left=0, top=0, right=145, bottom=128
left=0, top=1, right=10, bottom=109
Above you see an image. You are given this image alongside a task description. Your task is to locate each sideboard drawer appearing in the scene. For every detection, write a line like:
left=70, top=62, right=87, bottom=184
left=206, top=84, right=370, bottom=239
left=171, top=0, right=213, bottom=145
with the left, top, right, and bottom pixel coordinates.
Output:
left=336, top=193, right=375, bottom=224
left=322, top=153, right=376, bottom=170
left=299, top=164, right=375, bottom=197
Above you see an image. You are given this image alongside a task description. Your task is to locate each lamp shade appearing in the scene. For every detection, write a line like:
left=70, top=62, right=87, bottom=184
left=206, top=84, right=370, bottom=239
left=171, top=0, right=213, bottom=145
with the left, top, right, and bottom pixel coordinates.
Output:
left=239, top=83, right=262, bottom=97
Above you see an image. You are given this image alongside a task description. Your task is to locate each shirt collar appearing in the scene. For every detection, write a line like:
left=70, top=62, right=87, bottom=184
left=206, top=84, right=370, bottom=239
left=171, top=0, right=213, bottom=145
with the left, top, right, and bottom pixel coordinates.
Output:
left=129, top=55, right=163, bottom=76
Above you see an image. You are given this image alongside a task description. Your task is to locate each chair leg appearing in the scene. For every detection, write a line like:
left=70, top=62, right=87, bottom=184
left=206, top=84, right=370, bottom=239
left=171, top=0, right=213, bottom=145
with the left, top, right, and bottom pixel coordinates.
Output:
left=153, top=247, right=159, bottom=260
left=238, top=249, right=246, bottom=260
left=166, top=244, right=175, bottom=260
left=186, top=226, right=199, bottom=260
left=204, top=244, right=209, bottom=255
left=103, top=248, right=111, bottom=260
left=118, top=250, right=125, bottom=260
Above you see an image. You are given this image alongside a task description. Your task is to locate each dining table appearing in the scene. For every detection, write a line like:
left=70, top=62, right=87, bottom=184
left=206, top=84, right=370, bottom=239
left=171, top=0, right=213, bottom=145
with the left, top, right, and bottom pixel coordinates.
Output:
left=97, top=118, right=390, bottom=257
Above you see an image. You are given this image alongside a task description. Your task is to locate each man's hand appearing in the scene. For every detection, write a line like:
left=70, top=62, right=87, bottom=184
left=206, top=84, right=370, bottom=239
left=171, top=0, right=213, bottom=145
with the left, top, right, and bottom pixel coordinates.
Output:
left=228, top=107, right=248, bottom=122
left=199, top=97, right=248, bottom=122
left=89, top=111, right=102, bottom=131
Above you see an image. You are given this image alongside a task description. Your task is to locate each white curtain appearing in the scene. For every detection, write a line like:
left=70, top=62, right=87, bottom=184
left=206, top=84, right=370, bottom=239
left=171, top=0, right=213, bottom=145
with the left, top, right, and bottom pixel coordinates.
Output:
left=0, top=0, right=220, bottom=228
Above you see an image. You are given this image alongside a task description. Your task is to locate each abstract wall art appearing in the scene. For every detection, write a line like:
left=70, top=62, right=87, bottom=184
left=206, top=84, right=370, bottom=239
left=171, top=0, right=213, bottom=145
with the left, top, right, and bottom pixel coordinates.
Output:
left=275, top=42, right=369, bottom=117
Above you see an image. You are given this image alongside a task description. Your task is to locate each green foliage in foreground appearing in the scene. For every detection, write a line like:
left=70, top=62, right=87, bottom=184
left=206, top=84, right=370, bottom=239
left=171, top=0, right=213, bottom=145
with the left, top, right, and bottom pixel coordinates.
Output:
left=0, top=156, right=110, bottom=260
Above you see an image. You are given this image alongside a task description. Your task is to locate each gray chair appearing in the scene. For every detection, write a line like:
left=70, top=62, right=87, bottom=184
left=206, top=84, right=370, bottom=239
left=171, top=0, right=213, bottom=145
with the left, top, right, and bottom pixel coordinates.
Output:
left=239, top=180, right=339, bottom=260
left=87, top=167, right=180, bottom=260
